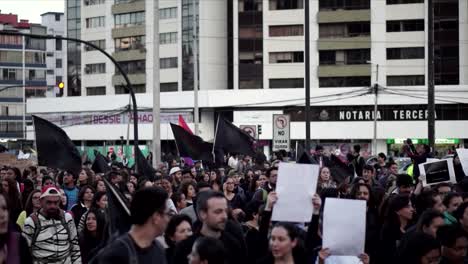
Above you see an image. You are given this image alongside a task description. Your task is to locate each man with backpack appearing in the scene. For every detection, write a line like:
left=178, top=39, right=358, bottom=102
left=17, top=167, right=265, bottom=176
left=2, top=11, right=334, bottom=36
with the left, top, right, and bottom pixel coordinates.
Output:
left=22, top=186, right=81, bottom=264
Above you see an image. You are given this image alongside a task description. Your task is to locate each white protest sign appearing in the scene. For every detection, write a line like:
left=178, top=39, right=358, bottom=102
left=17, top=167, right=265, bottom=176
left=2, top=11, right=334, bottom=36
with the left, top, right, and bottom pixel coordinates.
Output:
left=419, top=158, right=456, bottom=187
left=456, top=148, right=468, bottom=176
left=271, top=163, right=319, bottom=222
left=323, top=198, right=366, bottom=256
left=272, top=114, right=290, bottom=152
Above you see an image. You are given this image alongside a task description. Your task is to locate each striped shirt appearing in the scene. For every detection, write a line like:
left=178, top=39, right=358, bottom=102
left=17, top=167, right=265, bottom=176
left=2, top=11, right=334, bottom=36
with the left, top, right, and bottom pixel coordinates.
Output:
left=22, top=211, right=82, bottom=264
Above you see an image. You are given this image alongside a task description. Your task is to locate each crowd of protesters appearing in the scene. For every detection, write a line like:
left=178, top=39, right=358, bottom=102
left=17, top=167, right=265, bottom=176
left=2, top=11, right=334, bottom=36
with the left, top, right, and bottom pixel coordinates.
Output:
left=0, top=141, right=467, bottom=264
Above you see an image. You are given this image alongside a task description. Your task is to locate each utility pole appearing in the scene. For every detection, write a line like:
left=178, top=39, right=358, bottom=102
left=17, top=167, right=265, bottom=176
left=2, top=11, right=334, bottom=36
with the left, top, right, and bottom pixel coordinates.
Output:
left=427, top=0, right=436, bottom=153
left=22, top=35, right=26, bottom=140
left=152, top=0, right=162, bottom=167
left=193, top=0, right=199, bottom=136
left=304, top=0, right=311, bottom=152
left=372, top=64, right=379, bottom=155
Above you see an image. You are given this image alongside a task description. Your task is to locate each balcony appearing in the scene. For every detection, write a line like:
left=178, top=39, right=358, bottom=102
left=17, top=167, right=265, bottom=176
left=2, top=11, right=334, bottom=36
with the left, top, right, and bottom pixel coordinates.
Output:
left=318, top=36, right=371, bottom=50
left=112, top=25, right=145, bottom=39
left=317, top=64, right=371, bottom=77
left=317, top=9, right=370, bottom=23
left=112, top=0, right=145, bottom=14
left=112, top=73, right=146, bottom=85
left=112, top=49, right=146, bottom=62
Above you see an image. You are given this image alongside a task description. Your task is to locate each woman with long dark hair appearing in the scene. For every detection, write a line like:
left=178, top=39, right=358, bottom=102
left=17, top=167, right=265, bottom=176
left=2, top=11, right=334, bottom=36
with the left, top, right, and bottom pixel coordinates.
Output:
left=79, top=208, right=106, bottom=263
left=378, top=194, right=415, bottom=264
left=70, top=185, right=95, bottom=228
left=77, top=191, right=108, bottom=234
left=1, top=178, right=22, bottom=225
left=16, top=190, right=41, bottom=230
left=78, top=168, right=95, bottom=188
left=0, top=191, right=32, bottom=263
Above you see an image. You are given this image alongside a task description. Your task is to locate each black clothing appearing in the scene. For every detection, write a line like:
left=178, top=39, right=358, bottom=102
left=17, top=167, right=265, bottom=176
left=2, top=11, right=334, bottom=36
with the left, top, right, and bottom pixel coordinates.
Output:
left=71, top=203, right=88, bottom=228
left=0, top=232, right=32, bottom=264
left=242, top=224, right=268, bottom=264
left=378, top=225, right=406, bottom=264
left=79, top=233, right=101, bottom=264
left=91, top=233, right=167, bottom=264
left=172, top=220, right=247, bottom=264
left=454, top=162, right=466, bottom=183
left=365, top=208, right=381, bottom=264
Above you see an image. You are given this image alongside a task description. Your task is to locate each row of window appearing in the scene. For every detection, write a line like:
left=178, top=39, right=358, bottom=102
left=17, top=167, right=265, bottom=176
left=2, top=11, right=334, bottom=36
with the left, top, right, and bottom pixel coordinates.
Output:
left=319, top=22, right=370, bottom=38
left=86, top=17, right=105, bottom=28
left=319, top=49, right=370, bottom=65
left=85, top=83, right=179, bottom=96
left=269, top=25, right=304, bottom=37
left=84, top=39, right=106, bottom=51
left=85, top=63, right=106, bottom=74
left=387, top=0, right=424, bottom=4
left=0, top=122, right=23, bottom=133
left=160, top=57, right=178, bottom=69
left=0, top=68, right=46, bottom=81
left=319, top=0, right=370, bottom=11
left=160, top=32, right=177, bottom=44
left=115, top=36, right=145, bottom=51
left=0, top=105, right=23, bottom=116
left=84, top=0, right=105, bottom=6
left=160, top=7, right=177, bottom=20
left=0, top=51, right=46, bottom=65
left=387, top=19, right=424, bottom=32
left=116, top=60, right=145, bottom=74
left=115, top=12, right=145, bottom=28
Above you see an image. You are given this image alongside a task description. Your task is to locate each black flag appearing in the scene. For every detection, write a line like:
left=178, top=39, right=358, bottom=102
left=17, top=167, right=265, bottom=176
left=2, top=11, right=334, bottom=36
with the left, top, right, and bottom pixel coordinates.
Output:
left=212, top=117, right=256, bottom=164
left=103, top=178, right=131, bottom=238
left=135, top=147, right=156, bottom=181
left=32, top=115, right=81, bottom=176
left=329, top=154, right=354, bottom=184
left=92, top=151, right=110, bottom=174
left=170, top=123, right=213, bottom=161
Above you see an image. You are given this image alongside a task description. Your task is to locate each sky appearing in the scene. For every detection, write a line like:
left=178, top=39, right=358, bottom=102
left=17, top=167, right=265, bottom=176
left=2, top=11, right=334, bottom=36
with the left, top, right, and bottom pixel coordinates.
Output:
left=1, top=0, right=64, bottom=23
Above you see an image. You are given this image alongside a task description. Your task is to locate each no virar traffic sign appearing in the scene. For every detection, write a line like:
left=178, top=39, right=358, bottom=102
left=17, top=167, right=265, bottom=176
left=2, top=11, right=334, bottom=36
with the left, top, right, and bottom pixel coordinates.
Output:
left=273, top=114, right=290, bottom=152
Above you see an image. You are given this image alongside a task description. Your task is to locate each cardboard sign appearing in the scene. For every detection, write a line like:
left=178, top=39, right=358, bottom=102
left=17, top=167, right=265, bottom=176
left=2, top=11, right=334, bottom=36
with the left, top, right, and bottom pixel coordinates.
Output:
left=419, top=158, right=456, bottom=186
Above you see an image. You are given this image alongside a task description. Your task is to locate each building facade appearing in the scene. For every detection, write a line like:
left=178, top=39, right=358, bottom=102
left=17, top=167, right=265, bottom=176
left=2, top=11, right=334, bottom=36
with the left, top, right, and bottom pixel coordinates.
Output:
left=26, top=0, right=468, bottom=157
left=41, top=12, right=65, bottom=97
left=0, top=13, right=47, bottom=139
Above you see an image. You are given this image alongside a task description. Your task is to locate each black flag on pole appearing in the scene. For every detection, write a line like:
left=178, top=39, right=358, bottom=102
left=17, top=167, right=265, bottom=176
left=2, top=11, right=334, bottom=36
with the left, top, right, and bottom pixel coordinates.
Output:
left=170, top=123, right=213, bottom=161
left=212, top=117, right=256, bottom=164
left=103, top=178, right=131, bottom=238
left=135, top=147, right=156, bottom=181
left=92, top=151, right=111, bottom=174
left=32, top=115, right=82, bottom=176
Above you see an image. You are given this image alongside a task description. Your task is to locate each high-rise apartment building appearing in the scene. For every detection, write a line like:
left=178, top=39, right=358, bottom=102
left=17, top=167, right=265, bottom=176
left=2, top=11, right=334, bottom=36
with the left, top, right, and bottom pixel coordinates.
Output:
left=25, top=0, right=468, bottom=156
left=0, top=13, right=47, bottom=139
left=41, top=12, right=65, bottom=97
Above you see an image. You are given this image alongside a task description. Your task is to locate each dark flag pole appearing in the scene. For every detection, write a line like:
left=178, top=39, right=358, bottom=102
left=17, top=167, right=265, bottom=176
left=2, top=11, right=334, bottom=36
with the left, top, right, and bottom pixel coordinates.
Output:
left=304, top=0, right=311, bottom=152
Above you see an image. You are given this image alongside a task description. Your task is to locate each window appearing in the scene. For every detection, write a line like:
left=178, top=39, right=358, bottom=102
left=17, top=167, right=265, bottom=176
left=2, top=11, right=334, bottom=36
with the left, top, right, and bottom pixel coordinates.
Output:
left=387, top=47, right=425, bottom=60
left=46, top=52, right=54, bottom=57
left=0, top=106, right=23, bottom=116
left=85, top=63, right=106, bottom=74
left=86, top=86, right=106, bottom=96
left=387, top=0, right=424, bottom=4
left=0, top=35, right=22, bottom=46
left=115, top=36, right=145, bottom=51
left=86, top=16, right=105, bottom=28
left=115, top=84, right=146, bottom=94
left=160, top=32, right=177, bottom=44
left=160, top=7, right=177, bottom=19
left=386, top=20, right=424, bottom=32
left=114, top=12, right=145, bottom=28
left=55, top=14, right=61, bottom=21
left=387, top=75, right=424, bottom=86
left=56, top=59, right=63, bottom=68
left=319, top=51, right=336, bottom=65
left=1, top=69, right=20, bottom=80
left=160, top=82, right=178, bottom=92
left=24, top=51, right=46, bottom=64
left=319, top=76, right=371, bottom=87
left=56, top=38, right=62, bottom=51
left=319, top=0, right=370, bottom=10
left=47, top=69, right=54, bottom=75
left=319, top=22, right=370, bottom=38
left=85, top=0, right=105, bottom=5
left=346, top=49, right=370, bottom=64
left=239, top=0, right=263, bottom=11
left=269, top=25, right=304, bottom=37
left=116, top=60, right=145, bottom=74
left=269, top=51, right=304, bottom=63
left=270, top=78, right=304, bottom=88
left=269, top=0, right=303, bottom=10
left=160, top=57, right=178, bottom=69
left=85, top=39, right=106, bottom=51
left=27, top=70, right=45, bottom=81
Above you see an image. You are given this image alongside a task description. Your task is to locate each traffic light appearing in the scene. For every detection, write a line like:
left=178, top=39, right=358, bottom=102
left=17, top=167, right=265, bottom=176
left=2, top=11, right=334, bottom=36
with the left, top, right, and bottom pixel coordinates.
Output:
left=58, top=81, right=64, bottom=97
left=258, top=125, right=262, bottom=135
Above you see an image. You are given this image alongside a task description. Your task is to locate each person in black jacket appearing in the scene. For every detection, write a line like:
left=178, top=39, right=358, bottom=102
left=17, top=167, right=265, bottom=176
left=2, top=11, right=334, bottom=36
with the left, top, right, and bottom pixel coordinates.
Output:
left=70, top=185, right=95, bottom=228
left=79, top=208, right=106, bottom=263
left=378, top=194, right=415, bottom=264
left=172, top=191, right=247, bottom=264
left=164, top=214, right=193, bottom=264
